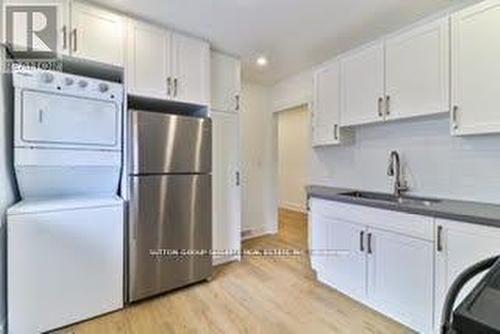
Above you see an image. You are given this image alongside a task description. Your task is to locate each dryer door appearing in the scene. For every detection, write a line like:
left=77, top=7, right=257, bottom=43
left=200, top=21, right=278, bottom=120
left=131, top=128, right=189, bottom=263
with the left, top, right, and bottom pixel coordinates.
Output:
left=19, top=90, right=120, bottom=150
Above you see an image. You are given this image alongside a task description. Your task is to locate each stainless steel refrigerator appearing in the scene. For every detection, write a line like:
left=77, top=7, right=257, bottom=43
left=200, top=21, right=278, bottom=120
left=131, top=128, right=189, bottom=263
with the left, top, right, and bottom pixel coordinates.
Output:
left=128, top=110, right=212, bottom=302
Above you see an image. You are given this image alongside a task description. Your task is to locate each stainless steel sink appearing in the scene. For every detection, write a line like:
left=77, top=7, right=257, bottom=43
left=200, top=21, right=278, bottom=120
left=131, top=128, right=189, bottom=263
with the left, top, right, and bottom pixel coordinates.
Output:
left=338, top=191, right=441, bottom=207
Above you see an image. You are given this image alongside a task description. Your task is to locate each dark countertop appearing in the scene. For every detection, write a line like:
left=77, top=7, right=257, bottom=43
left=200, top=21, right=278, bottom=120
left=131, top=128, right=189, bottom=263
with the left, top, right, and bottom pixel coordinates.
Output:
left=307, top=185, right=500, bottom=229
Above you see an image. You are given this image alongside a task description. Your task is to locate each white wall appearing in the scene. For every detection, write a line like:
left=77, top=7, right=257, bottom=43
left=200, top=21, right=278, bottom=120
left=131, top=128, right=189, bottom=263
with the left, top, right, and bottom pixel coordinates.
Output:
left=278, top=106, right=310, bottom=212
left=241, top=82, right=278, bottom=236
left=271, top=69, right=313, bottom=112
left=311, top=116, right=500, bottom=205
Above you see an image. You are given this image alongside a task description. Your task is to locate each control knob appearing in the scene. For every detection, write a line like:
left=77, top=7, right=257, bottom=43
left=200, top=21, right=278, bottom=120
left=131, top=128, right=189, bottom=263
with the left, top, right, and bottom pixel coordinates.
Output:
left=40, top=72, right=54, bottom=83
left=78, top=80, right=88, bottom=88
left=98, top=83, right=109, bottom=93
left=64, top=77, right=74, bottom=86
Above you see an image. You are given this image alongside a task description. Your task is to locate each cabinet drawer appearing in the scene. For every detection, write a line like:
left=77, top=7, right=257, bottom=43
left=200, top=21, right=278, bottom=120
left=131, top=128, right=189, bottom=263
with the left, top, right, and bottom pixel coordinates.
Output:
left=311, top=198, right=434, bottom=241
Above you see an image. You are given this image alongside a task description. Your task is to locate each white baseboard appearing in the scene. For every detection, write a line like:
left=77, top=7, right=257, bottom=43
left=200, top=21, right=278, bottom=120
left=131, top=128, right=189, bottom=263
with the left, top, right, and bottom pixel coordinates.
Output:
left=241, top=225, right=277, bottom=241
left=213, top=255, right=240, bottom=266
left=279, top=202, right=307, bottom=213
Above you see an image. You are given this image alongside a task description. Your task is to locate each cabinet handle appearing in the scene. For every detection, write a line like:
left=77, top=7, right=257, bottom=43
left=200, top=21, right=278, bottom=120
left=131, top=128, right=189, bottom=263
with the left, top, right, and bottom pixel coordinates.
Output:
left=367, top=233, right=373, bottom=254
left=62, top=25, right=68, bottom=50
left=360, top=231, right=365, bottom=252
left=38, top=109, right=44, bottom=123
left=173, top=78, right=178, bottom=97
left=71, top=28, right=77, bottom=52
left=334, top=124, right=339, bottom=140
left=378, top=97, right=384, bottom=117
left=452, top=105, right=459, bottom=130
left=236, top=171, right=241, bottom=186
left=385, top=95, right=391, bottom=116
left=235, top=94, right=240, bottom=111
left=437, top=225, right=443, bottom=252
left=167, top=77, right=172, bottom=96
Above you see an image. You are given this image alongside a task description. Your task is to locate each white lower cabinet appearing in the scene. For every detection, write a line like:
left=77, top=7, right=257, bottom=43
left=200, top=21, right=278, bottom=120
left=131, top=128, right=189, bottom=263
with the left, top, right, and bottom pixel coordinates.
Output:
left=434, top=219, right=500, bottom=333
left=324, top=218, right=367, bottom=301
left=311, top=198, right=500, bottom=333
left=310, top=198, right=434, bottom=333
left=367, top=228, right=434, bottom=333
left=310, top=209, right=328, bottom=273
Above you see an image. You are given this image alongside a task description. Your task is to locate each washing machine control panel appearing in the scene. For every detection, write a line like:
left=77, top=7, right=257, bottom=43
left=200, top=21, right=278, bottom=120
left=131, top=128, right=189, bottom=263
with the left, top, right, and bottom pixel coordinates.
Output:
left=13, top=70, right=123, bottom=102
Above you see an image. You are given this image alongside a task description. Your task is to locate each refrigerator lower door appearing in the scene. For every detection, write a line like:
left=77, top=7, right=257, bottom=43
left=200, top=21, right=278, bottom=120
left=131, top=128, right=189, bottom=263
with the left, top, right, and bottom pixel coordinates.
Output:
left=128, top=174, right=212, bottom=302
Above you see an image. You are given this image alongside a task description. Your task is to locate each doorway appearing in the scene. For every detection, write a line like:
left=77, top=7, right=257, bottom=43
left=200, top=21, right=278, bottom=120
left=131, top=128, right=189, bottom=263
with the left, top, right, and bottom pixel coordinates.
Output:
left=277, top=105, right=311, bottom=213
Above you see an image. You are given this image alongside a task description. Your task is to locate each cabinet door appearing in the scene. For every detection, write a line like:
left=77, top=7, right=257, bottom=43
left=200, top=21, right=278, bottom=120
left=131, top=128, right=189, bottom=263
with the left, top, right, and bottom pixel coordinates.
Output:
left=313, top=62, right=341, bottom=146
left=451, top=0, right=500, bottom=135
left=385, top=18, right=449, bottom=120
left=211, top=52, right=241, bottom=113
left=212, top=111, right=241, bottom=265
left=325, top=217, right=367, bottom=301
left=172, top=33, right=210, bottom=105
left=2, top=0, right=70, bottom=55
left=127, top=20, right=171, bottom=99
left=71, top=1, right=125, bottom=66
left=341, top=42, right=385, bottom=126
left=310, top=209, right=329, bottom=273
left=367, top=228, right=433, bottom=333
left=434, top=219, right=500, bottom=332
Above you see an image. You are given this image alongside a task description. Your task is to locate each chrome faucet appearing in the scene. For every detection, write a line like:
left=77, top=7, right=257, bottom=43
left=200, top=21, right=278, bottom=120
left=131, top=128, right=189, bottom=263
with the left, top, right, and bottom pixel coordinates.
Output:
left=387, top=151, right=409, bottom=197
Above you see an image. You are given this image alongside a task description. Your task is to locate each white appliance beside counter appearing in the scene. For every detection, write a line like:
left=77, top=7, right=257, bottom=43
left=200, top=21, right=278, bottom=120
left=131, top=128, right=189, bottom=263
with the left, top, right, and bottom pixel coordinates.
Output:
left=7, top=69, right=125, bottom=334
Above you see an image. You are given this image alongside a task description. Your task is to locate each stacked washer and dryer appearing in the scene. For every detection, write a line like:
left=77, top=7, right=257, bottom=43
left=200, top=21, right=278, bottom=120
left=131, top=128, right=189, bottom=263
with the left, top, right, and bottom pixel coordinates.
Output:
left=7, top=69, right=125, bottom=333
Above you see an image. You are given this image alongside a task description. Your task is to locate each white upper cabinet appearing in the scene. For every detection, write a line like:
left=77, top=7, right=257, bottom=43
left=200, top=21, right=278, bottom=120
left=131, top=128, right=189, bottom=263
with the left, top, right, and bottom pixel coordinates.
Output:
left=211, top=52, right=241, bottom=113
left=341, top=42, right=385, bottom=126
left=71, top=1, right=125, bottom=66
left=127, top=20, right=170, bottom=99
left=313, top=61, right=341, bottom=146
left=340, top=18, right=449, bottom=126
left=172, top=34, right=210, bottom=106
left=451, top=0, right=500, bottom=136
left=385, top=18, right=449, bottom=120
left=126, top=22, right=209, bottom=106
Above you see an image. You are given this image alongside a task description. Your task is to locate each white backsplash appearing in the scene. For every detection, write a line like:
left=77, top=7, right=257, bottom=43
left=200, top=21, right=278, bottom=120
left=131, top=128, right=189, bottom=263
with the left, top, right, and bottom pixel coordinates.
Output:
left=310, top=115, right=500, bottom=204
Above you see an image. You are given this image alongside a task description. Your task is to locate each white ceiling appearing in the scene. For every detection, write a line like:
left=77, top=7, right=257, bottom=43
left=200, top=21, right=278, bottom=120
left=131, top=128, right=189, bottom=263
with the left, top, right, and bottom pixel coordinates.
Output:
left=94, top=0, right=462, bottom=85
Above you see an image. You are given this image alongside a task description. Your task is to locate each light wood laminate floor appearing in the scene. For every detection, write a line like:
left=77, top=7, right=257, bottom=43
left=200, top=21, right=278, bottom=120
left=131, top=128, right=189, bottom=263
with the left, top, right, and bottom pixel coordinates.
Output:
left=56, top=209, right=412, bottom=334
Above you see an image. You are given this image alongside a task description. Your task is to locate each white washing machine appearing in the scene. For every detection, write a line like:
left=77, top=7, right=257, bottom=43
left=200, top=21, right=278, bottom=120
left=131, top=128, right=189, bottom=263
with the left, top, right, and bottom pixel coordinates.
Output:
left=7, top=69, right=124, bottom=334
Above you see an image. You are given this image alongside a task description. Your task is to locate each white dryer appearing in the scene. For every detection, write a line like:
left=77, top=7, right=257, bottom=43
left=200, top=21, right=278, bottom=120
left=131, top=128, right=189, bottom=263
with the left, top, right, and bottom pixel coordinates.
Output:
left=7, top=69, right=124, bottom=334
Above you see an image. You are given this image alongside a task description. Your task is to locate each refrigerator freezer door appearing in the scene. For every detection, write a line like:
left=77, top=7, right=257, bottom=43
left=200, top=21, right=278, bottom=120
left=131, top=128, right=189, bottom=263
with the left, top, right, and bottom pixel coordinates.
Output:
left=128, top=174, right=212, bottom=302
left=129, top=111, right=212, bottom=174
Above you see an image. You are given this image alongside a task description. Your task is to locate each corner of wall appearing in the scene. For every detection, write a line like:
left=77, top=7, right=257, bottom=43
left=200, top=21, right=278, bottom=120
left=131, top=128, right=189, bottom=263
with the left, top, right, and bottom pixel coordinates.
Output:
left=241, top=81, right=278, bottom=236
